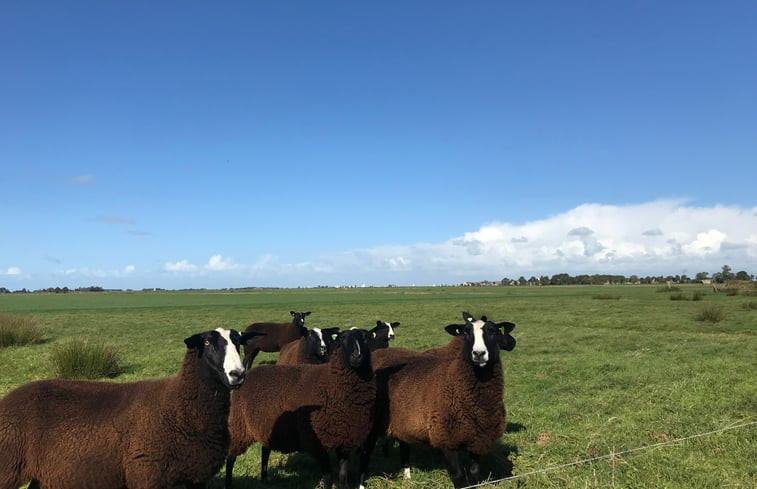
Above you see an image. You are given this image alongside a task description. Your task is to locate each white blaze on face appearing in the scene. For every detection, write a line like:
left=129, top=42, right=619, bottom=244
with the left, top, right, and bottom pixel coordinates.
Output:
left=313, top=328, right=327, bottom=354
left=470, top=320, right=489, bottom=366
left=216, top=328, right=244, bottom=384
left=384, top=322, right=395, bottom=340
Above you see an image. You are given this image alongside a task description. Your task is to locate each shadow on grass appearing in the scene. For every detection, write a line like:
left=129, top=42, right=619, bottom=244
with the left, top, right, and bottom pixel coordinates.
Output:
left=212, top=451, right=327, bottom=489
left=363, top=437, right=518, bottom=487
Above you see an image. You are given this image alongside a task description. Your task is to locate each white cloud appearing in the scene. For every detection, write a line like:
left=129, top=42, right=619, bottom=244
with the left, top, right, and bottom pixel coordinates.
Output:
left=124, top=265, right=136, bottom=274
left=205, top=255, right=238, bottom=271
left=284, top=200, right=757, bottom=284
left=164, top=260, right=198, bottom=272
left=5, top=267, right=21, bottom=275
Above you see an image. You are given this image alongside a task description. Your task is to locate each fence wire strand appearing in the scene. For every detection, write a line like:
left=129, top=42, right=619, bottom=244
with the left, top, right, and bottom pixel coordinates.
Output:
left=459, top=419, right=757, bottom=489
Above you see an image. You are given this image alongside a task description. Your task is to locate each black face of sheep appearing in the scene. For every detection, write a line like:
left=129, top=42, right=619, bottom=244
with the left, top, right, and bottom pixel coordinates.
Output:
left=291, top=310, right=311, bottom=336
left=184, top=328, right=263, bottom=390
left=335, top=328, right=372, bottom=369
left=372, top=321, right=400, bottom=344
left=306, top=327, right=341, bottom=360
left=444, top=312, right=516, bottom=368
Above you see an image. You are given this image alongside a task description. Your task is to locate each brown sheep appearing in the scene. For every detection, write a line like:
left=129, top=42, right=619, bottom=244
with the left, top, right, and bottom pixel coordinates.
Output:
left=226, top=328, right=376, bottom=489
left=277, top=327, right=340, bottom=365
left=0, top=328, right=260, bottom=489
left=241, top=310, right=311, bottom=367
left=359, top=312, right=516, bottom=488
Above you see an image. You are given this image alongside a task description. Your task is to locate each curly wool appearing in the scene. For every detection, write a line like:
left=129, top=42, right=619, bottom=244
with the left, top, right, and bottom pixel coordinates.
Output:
left=0, top=352, right=233, bottom=489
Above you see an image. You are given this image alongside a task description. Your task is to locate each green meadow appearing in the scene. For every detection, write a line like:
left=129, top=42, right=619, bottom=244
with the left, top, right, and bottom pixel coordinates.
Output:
left=1, top=285, right=755, bottom=488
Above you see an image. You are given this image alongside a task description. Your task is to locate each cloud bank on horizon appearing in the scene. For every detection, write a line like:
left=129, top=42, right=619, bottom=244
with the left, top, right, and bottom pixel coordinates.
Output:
left=3, top=199, right=756, bottom=289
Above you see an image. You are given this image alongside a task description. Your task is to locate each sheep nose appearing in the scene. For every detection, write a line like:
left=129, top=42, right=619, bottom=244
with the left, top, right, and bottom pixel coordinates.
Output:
left=472, top=350, right=487, bottom=363
left=229, top=368, right=245, bottom=384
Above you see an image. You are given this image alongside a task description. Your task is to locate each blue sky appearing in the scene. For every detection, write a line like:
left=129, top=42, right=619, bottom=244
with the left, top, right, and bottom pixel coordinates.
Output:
left=2, top=1, right=756, bottom=290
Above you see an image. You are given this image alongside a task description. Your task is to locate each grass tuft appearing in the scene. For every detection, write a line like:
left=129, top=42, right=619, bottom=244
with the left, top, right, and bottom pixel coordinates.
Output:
left=593, top=294, right=620, bottom=300
left=669, top=293, right=684, bottom=301
left=742, top=301, right=757, bottom=310
left=696, top=305, right=726, bottom=323
left=656, top=286, right=681, bottom=293
left=51, top=339, right=125, bottom=379
left=0, top=313, right=44, bottom=347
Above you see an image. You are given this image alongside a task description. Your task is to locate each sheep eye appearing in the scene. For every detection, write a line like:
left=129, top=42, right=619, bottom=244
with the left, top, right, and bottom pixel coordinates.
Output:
left=203, top=339, right=211, bottom=347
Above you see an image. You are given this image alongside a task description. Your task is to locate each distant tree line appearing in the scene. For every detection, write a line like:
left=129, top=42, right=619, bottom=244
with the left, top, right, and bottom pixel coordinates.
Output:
left=495, top=265, right=753, bottom=286
left=1, top=265, right=754, bottom=293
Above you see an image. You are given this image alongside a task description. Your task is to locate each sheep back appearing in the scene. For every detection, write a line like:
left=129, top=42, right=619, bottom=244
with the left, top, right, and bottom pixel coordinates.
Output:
left=0, top=349, right=235, bottom=489
left=229, top=333, right=375, bottom=458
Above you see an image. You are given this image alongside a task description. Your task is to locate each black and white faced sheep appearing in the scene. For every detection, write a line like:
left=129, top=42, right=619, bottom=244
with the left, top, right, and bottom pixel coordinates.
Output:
left=241, top=310, right=311, bottom=368
left=277, top=326, right=340, bottom=365
left=360, top=312, right=516, bottom=489
left=227, top=328, right=376, bottom=489
left=0, top=328, right=262, bottom=489
left=366, top=321, right=400, bottom=350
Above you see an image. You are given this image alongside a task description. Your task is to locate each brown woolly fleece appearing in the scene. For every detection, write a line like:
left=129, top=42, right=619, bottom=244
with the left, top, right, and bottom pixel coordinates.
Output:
left=277, top=336, right=324, bottom=365
left=0, top=350, right=232, bottom=489
left=371, top=336, right=506, bottom=456
left=229, top=343, right=375, bottom=462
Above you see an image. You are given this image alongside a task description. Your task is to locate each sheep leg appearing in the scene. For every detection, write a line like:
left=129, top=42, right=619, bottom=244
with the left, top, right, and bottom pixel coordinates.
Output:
left=28, top=480, right=40, bottom=489
left=442, top=448, right=466, bottom=488
left=311, top=447, right=333, bottom=489
left=399, top=441, right=412, bottom=479
left=224, top=455, right=236, bottom=489
left=358, top=439, right=376, bottom=489
left=260, top=446, right=271, bottom=481
left=242, top=348, right=260, bottom=369
left=337, top=449, right=350, bottom=489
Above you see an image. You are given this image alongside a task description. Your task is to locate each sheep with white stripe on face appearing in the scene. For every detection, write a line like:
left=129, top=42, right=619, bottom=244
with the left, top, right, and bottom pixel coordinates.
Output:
left=0, top=327, right=262, bottom=489
left=360, top=312, right=516, bottom=489
left=277, top=327, right=340, bottom=365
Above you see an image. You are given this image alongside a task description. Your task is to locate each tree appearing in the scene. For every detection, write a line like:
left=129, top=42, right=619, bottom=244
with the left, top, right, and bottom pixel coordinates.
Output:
left=721, top=265, right=734, bottom=282
left=735, top=270, right=752, bottom=281
left=695, top=272, right=710, bottom=282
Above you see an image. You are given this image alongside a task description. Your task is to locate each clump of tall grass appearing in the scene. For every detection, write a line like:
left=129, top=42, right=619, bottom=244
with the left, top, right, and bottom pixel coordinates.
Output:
left=51, top=339, right=124, bottom=379
left=692, top=291, right=706, bottom=301
left=0, top=313, right=44, bottom=347
left=696, top=305, right=726, bottom=323
left=669, top=293, right=684, bottom=301
left=725, top=288, right=740, bottom=296
left=742, top=301, right=757, bottom=310
left=593, top=294, right=620, bottom=300
left=656, top=285, right=681, bottom=293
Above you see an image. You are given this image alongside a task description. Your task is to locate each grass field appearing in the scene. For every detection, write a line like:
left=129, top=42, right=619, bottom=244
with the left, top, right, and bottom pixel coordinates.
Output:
left=1, top=285, right=755, bottom=488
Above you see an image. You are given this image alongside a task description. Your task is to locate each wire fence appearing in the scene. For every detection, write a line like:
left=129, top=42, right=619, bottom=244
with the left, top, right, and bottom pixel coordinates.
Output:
left=460, top=419, right=757, bottom=489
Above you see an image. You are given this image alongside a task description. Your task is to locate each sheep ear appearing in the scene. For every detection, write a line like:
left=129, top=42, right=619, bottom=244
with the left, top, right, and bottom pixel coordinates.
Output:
left=184, top=333, right=205, bottom=349
left=391, top=322, right=400, bottom=328
left=498, top=321, right=516, bottom=334
left=322, top=327, right=340, bottom=336
left=290, top=311, right=296, bottom=317
left=461, top=312, right=474, bottom=323
left=445, top=324, right=465, bottom=336
left=498, top=334, right=516, bottom=351
left=304, top=311, right=311, bottom=316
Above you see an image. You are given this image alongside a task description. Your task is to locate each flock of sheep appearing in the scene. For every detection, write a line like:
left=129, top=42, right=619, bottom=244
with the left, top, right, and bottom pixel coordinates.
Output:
left=0, top=310, right=516, bottom=489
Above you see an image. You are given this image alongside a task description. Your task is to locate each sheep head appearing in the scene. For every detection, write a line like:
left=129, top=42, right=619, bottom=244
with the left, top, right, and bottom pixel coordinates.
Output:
left=445, top=312, right=516, bottom=368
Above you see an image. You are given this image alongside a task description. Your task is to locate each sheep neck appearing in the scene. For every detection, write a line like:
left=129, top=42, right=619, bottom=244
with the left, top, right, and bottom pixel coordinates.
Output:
left=168, top=351, right=232, bottom=430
